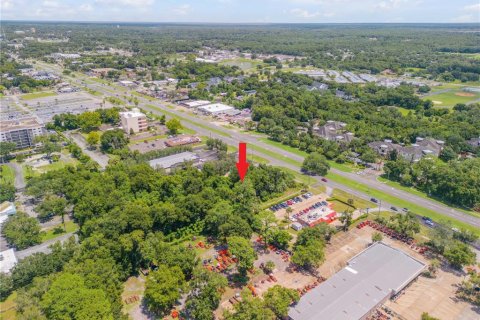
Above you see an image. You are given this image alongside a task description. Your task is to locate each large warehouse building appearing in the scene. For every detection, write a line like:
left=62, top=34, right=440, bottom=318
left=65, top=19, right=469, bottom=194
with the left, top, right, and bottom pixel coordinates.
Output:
left=288, top=242, right=425, bottom=320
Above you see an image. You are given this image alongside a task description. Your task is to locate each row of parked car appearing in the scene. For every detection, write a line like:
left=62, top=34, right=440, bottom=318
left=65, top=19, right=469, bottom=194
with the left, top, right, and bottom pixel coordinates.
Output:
left=270, top=192, right=314, bottom=212
left=290, top=201, right=329, bottom=221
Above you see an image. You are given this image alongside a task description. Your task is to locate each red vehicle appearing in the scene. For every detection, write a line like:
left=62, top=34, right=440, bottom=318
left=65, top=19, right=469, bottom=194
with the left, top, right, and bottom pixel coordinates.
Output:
left=321, top=178, right=328, bottom=182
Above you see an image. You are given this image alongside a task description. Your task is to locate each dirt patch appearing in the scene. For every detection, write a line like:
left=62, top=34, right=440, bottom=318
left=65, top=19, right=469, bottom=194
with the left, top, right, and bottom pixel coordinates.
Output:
left=432, top=100, right=442, bottom=104
left=455, top=92, right=475, bottom=97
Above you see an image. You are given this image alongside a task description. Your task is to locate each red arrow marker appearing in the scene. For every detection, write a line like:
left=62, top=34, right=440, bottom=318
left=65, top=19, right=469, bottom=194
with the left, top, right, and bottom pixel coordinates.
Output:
left=236, top=142, right=249, bottom=182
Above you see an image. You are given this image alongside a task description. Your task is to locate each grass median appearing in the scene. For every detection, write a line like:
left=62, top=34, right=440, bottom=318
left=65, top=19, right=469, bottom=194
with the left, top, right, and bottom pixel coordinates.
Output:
left=145, top=104, right=231, bottom=138
left=326, top=172, right=480, bottom=236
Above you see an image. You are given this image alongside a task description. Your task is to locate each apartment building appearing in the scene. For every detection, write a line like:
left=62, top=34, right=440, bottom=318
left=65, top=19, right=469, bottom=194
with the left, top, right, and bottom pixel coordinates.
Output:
left=0, top=117, right=46, bottom=149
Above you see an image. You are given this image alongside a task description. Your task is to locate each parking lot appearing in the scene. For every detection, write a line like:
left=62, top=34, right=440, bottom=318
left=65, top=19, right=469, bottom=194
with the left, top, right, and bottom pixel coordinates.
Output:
left=270, top=193, right=331, bottom=224
left=21, top=91, right=108, bottom=122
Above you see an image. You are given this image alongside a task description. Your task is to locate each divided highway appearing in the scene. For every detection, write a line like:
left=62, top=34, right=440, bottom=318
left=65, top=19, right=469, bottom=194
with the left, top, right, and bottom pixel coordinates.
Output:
left=36, top=62, right=480, bottom=229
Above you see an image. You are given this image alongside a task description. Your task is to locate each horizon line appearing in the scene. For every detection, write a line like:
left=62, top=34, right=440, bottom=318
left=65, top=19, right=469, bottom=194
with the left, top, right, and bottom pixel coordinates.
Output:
left=1, top=20, right=479, bottom=25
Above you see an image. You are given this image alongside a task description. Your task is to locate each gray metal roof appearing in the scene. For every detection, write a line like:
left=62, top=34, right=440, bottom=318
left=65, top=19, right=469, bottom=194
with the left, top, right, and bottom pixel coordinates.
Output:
left=148, top=151, right=198, bottom=169
left=289, top=242, right=425, bottom=320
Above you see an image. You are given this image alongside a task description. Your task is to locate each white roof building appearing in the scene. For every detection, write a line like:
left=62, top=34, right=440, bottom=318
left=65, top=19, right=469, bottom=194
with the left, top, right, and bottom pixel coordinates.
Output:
left=198, top=103, right=234, bottom=115
left=120, top=108, right=148, bottom=134
left=149, top=151, right=199, bottom=170
left=182, top=100, right=211, bottom=108
left=0, top=249, right=18, bottom=274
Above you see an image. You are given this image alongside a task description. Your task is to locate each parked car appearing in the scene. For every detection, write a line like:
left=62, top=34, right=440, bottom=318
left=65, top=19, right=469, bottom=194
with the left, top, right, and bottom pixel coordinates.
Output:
left=391, top=206, right=398, bottom=211
left=425, top=220, right=435, bottom=227
left=370, top=198, right=378, bottom=203
left=402, top=208, right=409, bottom=212
left=321, top=178, right=328, bottom=182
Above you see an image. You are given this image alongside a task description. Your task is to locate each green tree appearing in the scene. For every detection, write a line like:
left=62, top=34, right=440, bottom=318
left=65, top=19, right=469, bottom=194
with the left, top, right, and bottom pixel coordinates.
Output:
left=268, top=229, right=292, bottom=250
left=339, top=211, right=353, bottom=231
left=443, top=241, right=476, bottom=269
left=86, top=131, right=100, bottom=149
left=35, top=194, right=67, bottom=224
left=227, top=236, right=257, bottom=275
left=291, top=242, right=325, bottom=269
left=223, top=290, right=275, bottom=320
left=0, top=273, right=13, bottom=300
left=40, top=273, right=114, bottom=320
left=421, top=312, right=439, bottom=320
left=184, top=268, right=228, bottom=320
left=100, top=129, right=129, bottom=153
left=1, top=212, right=42, bottom=249
left=166, top=118, right=183, bottom=134
left=439, top=146, right=457, bottom=162
left=144, top=265, right=186, bottom=315
left=0, top=142, right=17, bottom=162
left=264, top=261, right=275, bottom=274
left=35, top=136, right=61, bottom=159
left=372, top=232, right=383, bottom=242
left=78, top=111, right=101, bottom=132
left=0, top=182, right=15, bottom=202
left=301, top=152, right=330, bottom=176
left=263, top=285, right=300, bottom=318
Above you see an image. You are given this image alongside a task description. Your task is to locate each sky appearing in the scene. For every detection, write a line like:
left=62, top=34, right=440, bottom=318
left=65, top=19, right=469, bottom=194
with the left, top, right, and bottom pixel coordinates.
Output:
left=1, top=0, right=479, bottom=23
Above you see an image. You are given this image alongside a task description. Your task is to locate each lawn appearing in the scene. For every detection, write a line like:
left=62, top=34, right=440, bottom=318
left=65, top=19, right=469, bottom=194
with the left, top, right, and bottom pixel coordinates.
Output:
left=250, top=143, right=303, bottom=167
left=146, top=104, right=230, bottom=137
left=331, top=189, right=373, bottom=210
left=377, top=177, right=480, bottom=218
left=396, top=107, right=412, bottom=116
left=0, top=165, right=15, bottom=184
left=426, top=90, right=480, bottom=107
left=0, top=291, right=17, bottom=320
left=257, top=138, right=355, bottom=172
left=131, top=91, right=155, bottom=101
left=41, top=220, right=79, bottom=242
left=21, top=91, right=57, bottom=100
left=325, top=172, right=480, bottom=236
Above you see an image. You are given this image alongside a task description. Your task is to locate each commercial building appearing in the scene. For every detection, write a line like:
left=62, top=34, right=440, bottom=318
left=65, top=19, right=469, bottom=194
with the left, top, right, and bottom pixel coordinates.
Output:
left=289, top=242, right=425, bottom=320
left=0, top=117, right=46, bottom=149
left=165, top=135, right=201, bottom=147
left=0, top=249, right=18, bottom=274
left=181, top=100, right=211, bottom=108
left=198, top=103, right=235, bottom=115
left=120, top=108, right=148, bottom=134
left=149, top=151, right=198, bottom=170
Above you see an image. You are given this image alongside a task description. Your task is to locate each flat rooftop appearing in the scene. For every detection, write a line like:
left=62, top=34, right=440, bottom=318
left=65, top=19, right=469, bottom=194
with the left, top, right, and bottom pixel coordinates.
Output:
left=149, top=151, right=198, bottom=169
left=198, top=103, right=234, bottom=113
left=0, top=248, right=17, bottom=273
left=289, top=242, right=425, bottom=320
left=0, top=117, right=43, bottom=132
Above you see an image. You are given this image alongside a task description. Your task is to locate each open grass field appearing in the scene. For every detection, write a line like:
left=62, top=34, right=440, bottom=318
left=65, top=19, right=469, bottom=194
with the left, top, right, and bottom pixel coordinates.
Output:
left=41, top=220, right=79, bottom=242
left=220, top=58, right=263, bottom=72
left=146, top=104, right=229, bottom=138
left=21, top=91, right=57, bottom=100
left=426, top=89, right=480, bottom=107
left=0, top=291, right=17, bottom=320
left=325, top=172, right=480, bottom=236
left=0, top=165, right=15, bottom=184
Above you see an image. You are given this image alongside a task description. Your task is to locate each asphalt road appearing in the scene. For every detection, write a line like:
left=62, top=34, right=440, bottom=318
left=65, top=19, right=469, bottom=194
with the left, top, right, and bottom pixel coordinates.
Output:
left=36, top=62, right=480, bottom=229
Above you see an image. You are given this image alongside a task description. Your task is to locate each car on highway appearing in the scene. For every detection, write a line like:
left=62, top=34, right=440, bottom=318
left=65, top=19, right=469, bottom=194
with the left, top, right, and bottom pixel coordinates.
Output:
left=370, top=198, right=378, bottom=203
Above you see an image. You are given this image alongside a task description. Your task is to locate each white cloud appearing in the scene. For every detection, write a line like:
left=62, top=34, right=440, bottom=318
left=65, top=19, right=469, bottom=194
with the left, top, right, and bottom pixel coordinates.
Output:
left=290, top=8, right=320, bottom=18
left=463, top=3, right=480, bottom=11
left=375, top=0, right=409, bottom=10
left=1, top=0, right=14, bottom=10
left=451, top=14, right=476, bottom=22
left=172, top=4, right=191, bottom=15
left=95, top=0, right=154, bottom=6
